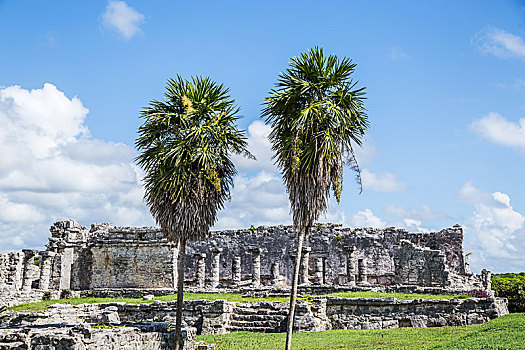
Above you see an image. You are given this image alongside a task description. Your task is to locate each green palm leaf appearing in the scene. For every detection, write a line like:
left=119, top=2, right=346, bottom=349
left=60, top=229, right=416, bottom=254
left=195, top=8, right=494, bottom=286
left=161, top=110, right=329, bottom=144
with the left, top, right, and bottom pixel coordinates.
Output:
left=262, top=47, right=369, bottom=350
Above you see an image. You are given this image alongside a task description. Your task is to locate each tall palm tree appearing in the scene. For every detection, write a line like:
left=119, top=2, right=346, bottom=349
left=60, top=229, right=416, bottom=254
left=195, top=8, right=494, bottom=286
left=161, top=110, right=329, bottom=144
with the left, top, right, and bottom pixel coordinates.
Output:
left=262, top=47, right=369, bottom=350
left=136, top=76, right=252, bottom=350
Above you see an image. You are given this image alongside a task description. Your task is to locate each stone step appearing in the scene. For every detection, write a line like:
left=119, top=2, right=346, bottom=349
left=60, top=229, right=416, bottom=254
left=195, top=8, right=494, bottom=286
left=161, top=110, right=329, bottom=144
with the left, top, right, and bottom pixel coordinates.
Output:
left=232, top=307, right=288, bottom=316
left=229, top=319, right=283, bottom=329
left=231, top=313, right=286, bottom=322
left=235, top=302, right=287, bottom=311
left=227, top=325, right=278, bottom=333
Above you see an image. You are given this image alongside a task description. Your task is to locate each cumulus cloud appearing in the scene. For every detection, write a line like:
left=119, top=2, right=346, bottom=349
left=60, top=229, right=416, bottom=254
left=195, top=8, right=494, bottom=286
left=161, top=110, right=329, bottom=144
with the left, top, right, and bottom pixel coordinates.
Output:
left=396, top=219, right=431, bottom=233
left=361, top=168, right=406, bottom=192
left=214, top=171, right=289, bottom=230
left=472, top=27, right=525, bottom=60
left=349, top=209, right=386, bottom=228
left=459, top=182, right=525, bottom=272
left=347, top=207, right=432, bottom=232
left=232, top=121, right=275, bottom=172
left=470, top=112, right=525, bottom=153
left=101, top=1, right=145, bottom=40
left=0, top=84, right=153, bottom=253
left=384, top=203, right=449, bottom=221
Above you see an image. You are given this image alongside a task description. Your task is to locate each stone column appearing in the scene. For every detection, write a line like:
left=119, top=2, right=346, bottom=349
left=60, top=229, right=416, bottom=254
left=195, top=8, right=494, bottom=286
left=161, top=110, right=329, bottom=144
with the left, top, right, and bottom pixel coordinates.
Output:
left=345, top=246, right=357, bottom=286
left=464, top=260, right=472, bottom=275
left=194, top=253, right=206, bottom=288
left=232, top=256, right=241, bottom=284
left=357, top=258, right=368, bottom=284
left=0, top=253, right=7, bottom=285
left=314, top=257, right=324, bottom=285
left=271, top=262, right=280, bottom=285
left=481, top=269, right=492, bottom=290
left=299, top=247, right=311, bottom=286
left=22, top=249, right=39, bottom=291
left=38, top=251, right=56, bottom=291
left=209, top=248, right=223, bottom=288
left=8, top=252, right=24, bottom=290
left=250, top=247, right=261, bottom=287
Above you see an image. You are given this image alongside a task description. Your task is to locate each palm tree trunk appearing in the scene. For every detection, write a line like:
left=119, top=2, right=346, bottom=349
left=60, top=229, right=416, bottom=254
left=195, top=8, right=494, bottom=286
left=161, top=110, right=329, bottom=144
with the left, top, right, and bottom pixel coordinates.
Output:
left=285, top=229, right=306, bottom=350
left=174, top=237, right=186, bottom=350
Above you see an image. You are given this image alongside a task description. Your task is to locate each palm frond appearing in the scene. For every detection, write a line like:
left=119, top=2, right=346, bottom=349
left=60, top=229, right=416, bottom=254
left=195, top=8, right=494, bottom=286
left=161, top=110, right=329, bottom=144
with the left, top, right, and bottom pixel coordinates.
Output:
left=262, top=47, right=368, bottom=231
left=136, top=75, right=253, bottom=242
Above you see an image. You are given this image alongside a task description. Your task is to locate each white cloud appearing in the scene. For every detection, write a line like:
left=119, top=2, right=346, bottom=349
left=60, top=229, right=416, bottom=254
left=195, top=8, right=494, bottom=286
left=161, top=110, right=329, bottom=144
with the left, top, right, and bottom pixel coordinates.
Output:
left=0, top=194, right=45, bottom=223
left=361, top=168, right=406, bottom=192
left=470, top=112, right=525, bottom=153
left=472, top=27, right=525, bottom=59
left=101, top=1, right=145, bottom=40
left=232, top=121, right=275, bottom=172
left=349, top=208, right=386, bottom=228
left=213, top=171, right=290, bottom=230
left=347, top=207, right=431, bottom=232
left=459, top=182, right=525, bottom=272
left=0, top=84, right=153, bottom=253
left=384, top=203, right=449, bottom=221
left=388, top=46, right=409, bottom=60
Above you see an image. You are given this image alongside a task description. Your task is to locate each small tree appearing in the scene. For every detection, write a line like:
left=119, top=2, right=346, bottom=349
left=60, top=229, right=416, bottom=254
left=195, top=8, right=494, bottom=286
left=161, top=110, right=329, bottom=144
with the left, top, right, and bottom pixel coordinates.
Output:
left=262, top=47, right=369, bottom=350
left=136, top=76, right=252, bottom=350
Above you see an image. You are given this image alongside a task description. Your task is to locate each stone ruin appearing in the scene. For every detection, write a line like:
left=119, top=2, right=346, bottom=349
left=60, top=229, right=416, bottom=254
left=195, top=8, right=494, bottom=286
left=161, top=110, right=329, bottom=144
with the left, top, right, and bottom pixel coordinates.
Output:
left=0, top=220, right=505, bottom=349
left=0, top=220, right=492, bottom=297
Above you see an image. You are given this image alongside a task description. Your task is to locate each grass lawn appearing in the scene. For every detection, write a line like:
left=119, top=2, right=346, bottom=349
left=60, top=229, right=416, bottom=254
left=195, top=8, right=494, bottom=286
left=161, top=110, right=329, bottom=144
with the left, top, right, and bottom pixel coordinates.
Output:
left=6, top=291, right=468, bottom=313
left=197, top=313, right=525, bottom=350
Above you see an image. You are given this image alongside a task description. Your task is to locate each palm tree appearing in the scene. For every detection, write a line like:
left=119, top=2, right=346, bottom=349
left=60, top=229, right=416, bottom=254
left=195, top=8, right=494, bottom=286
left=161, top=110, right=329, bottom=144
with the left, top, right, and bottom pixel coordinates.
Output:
left=262, top=47, right=369, bottom=350
left=136, top=76, right=252, bottom=350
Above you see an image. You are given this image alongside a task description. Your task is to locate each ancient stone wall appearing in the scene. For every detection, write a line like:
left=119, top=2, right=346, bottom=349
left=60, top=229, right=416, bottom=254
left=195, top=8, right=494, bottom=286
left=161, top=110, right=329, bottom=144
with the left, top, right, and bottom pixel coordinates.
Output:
left=0, top=324, right=208, bottom=350
left=0, top=220, right=484, bottom=295
left=393, top=240, right=449, bottom=286
left=42, top=222, right=178, bottom=291
left=398, top=225, right=466, bottom=274
left=320, top=296, right=508, bottom=329
left=0, top=297, right=508, bottom=335
left=186, top=224, right=469, bottom=289
left=87, top=226, right=177, bottom=289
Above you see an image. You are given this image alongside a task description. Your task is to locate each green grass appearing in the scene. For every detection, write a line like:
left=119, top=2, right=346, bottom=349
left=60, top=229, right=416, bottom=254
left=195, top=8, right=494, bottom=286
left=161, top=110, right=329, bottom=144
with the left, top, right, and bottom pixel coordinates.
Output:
left=6, top=293, right=289, bottom=313
left=198, top=313, right=525, bottom=350
left=6, top=291, right=468, bottom=313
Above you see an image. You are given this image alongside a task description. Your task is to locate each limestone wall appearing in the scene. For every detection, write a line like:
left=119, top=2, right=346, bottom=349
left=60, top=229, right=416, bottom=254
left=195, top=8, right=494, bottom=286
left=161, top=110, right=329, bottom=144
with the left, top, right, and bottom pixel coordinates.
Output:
left=321, top=296, right=508, bottom=329
left=0, top=324, right=207, bottom=350
left=394, top=240, right=449, bottom=286
left=0, top=297, right=508, bottom=335
left=0, top=252, right=24, bottom=291
left=0, top=220, right=482, bottom=294
left=186, top=224, right=468, bottom=288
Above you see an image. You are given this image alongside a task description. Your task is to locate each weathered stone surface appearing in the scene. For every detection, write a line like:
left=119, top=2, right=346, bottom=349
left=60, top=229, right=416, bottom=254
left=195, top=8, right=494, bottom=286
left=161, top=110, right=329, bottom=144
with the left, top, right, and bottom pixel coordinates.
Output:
left=0, top=220, right=490, bottom=310
left=1, top=297, right=508, bottom=335
left=394, top=240, right=449, bottom=287
left=0, top=324, right=210, bottom=350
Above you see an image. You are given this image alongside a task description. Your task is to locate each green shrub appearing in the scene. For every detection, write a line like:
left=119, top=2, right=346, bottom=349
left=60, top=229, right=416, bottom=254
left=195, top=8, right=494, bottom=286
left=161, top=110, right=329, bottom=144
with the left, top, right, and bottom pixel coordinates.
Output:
left=492, top=273, right=525, bottom=313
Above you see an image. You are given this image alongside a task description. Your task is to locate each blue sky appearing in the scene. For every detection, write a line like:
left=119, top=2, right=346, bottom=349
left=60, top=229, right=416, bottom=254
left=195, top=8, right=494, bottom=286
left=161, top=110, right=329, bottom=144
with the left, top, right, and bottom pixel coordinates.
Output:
left=0, top=0, right=524, bottom=273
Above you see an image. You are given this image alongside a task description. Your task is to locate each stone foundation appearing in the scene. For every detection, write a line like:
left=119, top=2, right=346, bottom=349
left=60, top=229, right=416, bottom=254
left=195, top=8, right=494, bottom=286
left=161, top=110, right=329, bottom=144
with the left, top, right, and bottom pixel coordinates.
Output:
left=1, top=296, right=508, bottom=335
left=0, top=324, right=213, bottom=350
